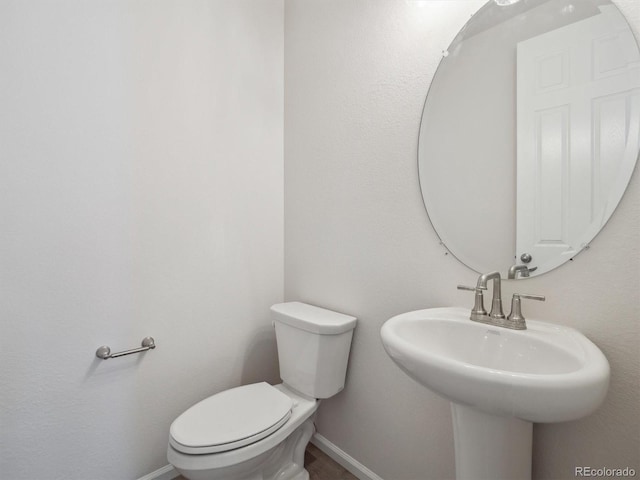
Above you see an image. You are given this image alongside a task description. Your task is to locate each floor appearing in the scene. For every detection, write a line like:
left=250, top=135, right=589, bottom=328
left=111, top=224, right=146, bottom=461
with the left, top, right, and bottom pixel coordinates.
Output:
left=173, top=442, right=358, bottom=480
left=305, top=442, right=358, bottom=480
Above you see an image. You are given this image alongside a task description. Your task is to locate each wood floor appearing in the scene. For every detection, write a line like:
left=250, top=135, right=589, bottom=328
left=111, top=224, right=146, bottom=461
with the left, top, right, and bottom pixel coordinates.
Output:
left=306, top=442, right=358, bottom=480
left=173, top=442, right=358, bottom=480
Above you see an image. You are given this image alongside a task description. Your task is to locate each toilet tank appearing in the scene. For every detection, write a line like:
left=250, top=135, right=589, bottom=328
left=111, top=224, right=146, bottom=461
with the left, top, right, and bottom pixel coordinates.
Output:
left=271, top=302, right=357, bottom=399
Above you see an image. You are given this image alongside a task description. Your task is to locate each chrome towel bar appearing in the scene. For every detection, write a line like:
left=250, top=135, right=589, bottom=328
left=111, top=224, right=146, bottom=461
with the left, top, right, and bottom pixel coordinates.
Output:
left=95, top=336, right=156, bottom=360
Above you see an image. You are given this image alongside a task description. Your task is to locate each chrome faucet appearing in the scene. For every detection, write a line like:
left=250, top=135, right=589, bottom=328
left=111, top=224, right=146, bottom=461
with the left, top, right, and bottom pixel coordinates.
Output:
left=507, top=293, right=545, bottom=329
left=457, top=271, right=504, bottom=325
left=508, top=264, right=530, bottom=279
left=507, top=264, right=538, bottom=279
left=477, top=271, right=505, bottom=320
left=458, top=271, right=545, bottom=330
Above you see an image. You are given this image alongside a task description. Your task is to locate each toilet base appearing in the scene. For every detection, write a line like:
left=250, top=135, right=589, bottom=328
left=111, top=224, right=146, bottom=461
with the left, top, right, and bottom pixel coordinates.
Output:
left=290, top=470, right=309, bottom=480
left=170, top=416, right=316, bottom=480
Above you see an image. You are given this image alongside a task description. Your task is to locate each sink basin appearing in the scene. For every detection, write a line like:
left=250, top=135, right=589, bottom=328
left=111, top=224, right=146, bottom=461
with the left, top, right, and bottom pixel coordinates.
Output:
left=380, top=307, right=609, bottom=423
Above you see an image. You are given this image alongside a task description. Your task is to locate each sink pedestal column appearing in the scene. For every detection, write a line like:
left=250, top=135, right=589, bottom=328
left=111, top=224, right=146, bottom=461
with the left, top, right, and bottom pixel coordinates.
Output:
left=451, top=404, right=532, bottom=480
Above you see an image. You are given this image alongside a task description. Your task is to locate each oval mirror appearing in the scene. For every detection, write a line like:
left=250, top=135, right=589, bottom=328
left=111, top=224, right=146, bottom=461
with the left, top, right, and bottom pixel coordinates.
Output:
left=418, top=0, right=640, bottom=278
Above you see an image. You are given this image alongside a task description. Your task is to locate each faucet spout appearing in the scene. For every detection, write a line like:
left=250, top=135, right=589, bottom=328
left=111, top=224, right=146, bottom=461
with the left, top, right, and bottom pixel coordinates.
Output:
left=476, top=271, right=505, bottom=319
left=508, top=264, right=530, bottom=279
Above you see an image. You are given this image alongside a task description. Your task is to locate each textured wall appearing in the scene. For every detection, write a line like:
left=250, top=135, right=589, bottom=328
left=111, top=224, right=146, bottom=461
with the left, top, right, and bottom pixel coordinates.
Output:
left=0, top=1, right=283, bottom=478
left=284, top=1, right=639, bottom=479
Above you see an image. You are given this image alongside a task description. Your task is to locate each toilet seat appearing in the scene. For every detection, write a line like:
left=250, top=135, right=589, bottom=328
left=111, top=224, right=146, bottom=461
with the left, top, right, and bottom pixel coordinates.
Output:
left=168, top=384, right=319, bottom=474
left=169, top=382, right=293, bottom=454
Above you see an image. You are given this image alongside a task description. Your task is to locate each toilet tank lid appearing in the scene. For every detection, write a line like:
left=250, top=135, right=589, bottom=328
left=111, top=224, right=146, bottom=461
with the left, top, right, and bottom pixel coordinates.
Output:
left=271, top=302, right=357, bottom=334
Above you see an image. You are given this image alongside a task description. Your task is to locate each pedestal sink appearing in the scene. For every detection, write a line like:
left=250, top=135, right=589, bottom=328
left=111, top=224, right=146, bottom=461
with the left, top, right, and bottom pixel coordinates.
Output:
left=380, top=307, right=609, bottom=480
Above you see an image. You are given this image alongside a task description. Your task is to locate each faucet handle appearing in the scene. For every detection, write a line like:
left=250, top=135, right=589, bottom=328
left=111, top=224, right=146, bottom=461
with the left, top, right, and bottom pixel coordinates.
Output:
left=517, top=293, right=545, bottom=301
left=507, top=293, right=545, bottom=329
left=457, top=285, right=487, bottom=292
left=457, top=285, right=488, bottom=319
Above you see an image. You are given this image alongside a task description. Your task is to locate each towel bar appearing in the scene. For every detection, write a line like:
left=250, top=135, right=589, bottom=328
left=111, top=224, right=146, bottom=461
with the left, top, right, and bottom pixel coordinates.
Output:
left=95, top=337, right=155, bottom=360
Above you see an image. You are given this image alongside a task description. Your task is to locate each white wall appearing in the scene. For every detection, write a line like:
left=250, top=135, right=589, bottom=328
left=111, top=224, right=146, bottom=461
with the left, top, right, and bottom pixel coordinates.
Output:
left=0, top=1, right=283, bottom=479
left=285, top=1, right=639, bottom=479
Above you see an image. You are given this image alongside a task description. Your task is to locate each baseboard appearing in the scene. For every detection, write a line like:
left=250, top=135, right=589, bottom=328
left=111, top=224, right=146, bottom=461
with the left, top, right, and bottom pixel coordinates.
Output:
left=311, top=433, right=384, bottom=480
left=137, top=464, right=177, bottom=480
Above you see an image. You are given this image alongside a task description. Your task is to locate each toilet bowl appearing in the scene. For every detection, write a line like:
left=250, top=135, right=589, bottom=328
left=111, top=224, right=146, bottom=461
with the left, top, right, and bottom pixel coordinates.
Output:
left=167, top=302, right=357, bottom=480
left=168, top=383, right=318, bottom=480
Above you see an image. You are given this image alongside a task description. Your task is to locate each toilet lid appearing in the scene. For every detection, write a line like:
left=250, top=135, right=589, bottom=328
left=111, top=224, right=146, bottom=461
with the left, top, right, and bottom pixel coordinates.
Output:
left=169, top=382, right=293, bottom=454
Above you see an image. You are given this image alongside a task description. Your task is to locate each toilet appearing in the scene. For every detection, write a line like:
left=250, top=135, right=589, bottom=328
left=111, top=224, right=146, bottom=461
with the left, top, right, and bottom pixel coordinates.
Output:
left=167, top=302, right=357, bottom=480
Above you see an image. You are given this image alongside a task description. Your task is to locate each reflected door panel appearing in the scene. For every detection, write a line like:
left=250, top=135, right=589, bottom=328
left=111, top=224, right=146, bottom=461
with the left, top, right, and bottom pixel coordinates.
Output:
left=516, top=5, right=640, bottom=272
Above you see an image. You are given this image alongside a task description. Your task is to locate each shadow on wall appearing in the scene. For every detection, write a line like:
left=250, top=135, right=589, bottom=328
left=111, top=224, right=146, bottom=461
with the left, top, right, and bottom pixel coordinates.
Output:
left=241, top=327, right=281, bottom=386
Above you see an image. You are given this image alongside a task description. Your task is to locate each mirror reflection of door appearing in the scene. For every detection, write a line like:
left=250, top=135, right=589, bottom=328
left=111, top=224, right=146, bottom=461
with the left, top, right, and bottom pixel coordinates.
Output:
left=418, top=0, right=640, bottom=277
left=516, top=5, right=640, bottom=271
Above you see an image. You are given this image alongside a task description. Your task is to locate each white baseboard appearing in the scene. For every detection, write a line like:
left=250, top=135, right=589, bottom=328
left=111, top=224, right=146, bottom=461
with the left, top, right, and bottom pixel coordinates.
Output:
left=137, top=464, right=177, bottom=480
left=311, top=433, right=384, bottom=480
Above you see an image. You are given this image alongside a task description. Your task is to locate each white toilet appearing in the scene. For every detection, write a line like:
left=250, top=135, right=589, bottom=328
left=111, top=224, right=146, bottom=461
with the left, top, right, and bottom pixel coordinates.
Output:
left=167, top=302, right=357, bottom=480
